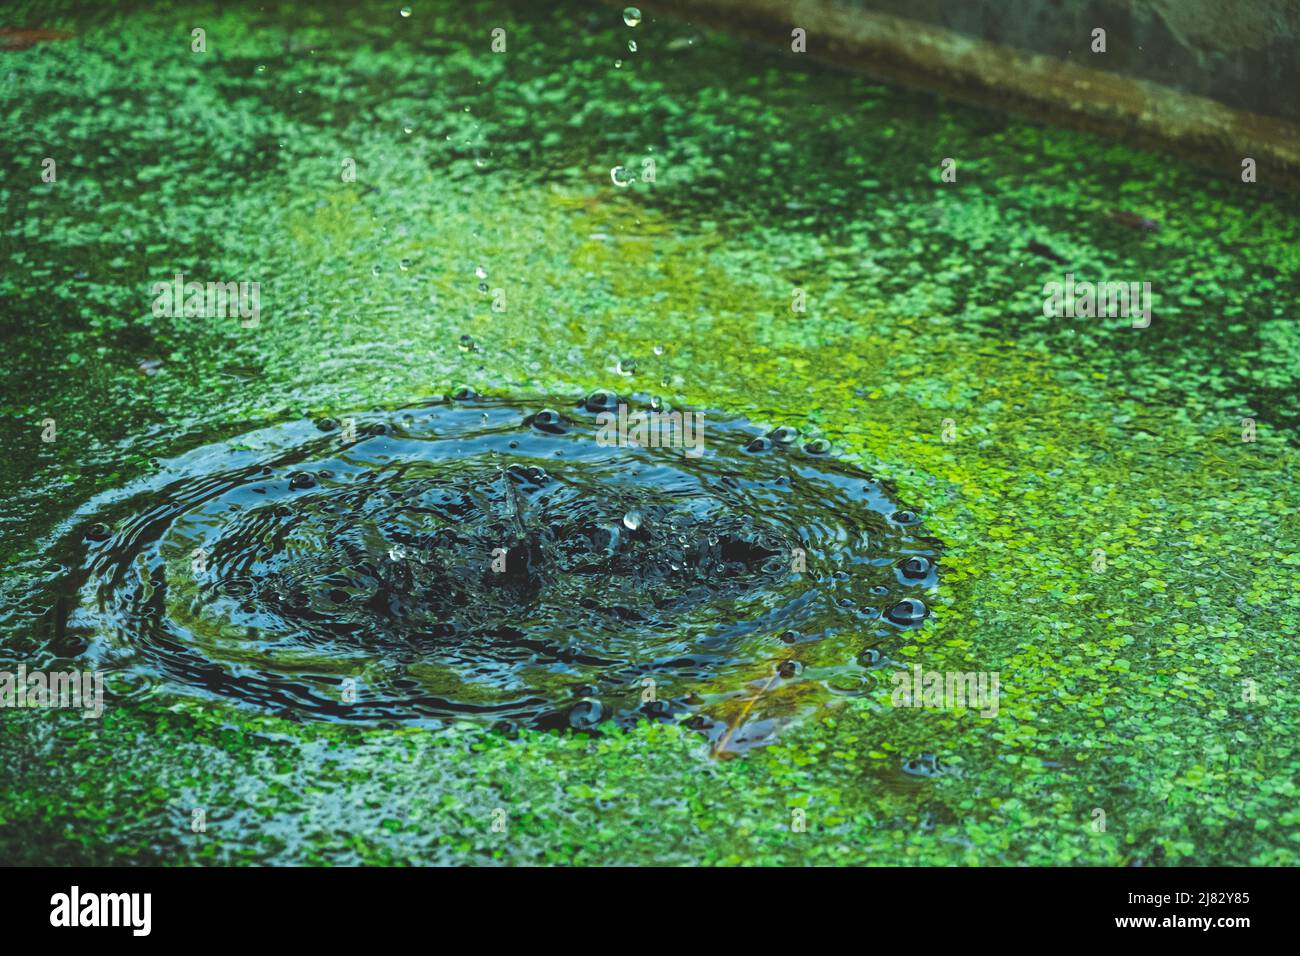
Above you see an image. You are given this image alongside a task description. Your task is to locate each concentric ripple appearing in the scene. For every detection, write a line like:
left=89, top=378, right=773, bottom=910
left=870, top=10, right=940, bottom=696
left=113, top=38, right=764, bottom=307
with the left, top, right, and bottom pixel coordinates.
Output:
left=50, top=392, right=941, bottom=748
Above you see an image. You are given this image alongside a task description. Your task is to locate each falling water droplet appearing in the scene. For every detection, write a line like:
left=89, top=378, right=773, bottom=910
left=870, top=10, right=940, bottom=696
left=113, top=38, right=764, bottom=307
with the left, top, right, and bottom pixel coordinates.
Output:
left=623, top=7, right=642, bottom=27
left=628, top=40, right=637, bottom=52
left=400, top=6, right=412, bottom=18
left=622, top=509, right=643, bottom=531
left=652, top=344, right=664, bottom=356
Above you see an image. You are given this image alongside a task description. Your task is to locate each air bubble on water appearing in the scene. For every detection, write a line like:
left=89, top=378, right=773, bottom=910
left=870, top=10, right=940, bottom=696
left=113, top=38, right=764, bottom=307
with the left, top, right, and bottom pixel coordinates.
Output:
left=532, top=409, right=565, bottom=433
left=615, top=357, right=636, bottom=376
left=584, top=389, right=621, bottom=413
left=900, top=556, right=933, bottom=580
left=85, top=522, right=111, bottom=542
left=886, top=598, right=928, bottom=626
left=622, top=510, right=642, bottom=531
left=568, top=698, right=605, bottom=730
left=623, top=7, right=642, bottom=27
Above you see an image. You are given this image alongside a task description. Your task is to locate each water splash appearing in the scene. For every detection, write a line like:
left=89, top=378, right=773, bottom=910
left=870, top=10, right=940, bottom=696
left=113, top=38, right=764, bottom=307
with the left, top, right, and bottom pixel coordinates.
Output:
left=40, top=393, right=941, bottom=749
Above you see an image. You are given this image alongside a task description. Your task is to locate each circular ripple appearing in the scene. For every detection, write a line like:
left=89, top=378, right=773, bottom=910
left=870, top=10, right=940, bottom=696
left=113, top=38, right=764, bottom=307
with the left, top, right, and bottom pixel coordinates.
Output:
left=53, top=393, right=941, bottom=743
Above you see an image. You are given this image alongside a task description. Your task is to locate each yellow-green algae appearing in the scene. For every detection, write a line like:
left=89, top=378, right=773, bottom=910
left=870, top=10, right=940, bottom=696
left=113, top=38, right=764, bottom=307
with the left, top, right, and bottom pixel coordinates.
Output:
left=1, top=0, right=1297, bottom=864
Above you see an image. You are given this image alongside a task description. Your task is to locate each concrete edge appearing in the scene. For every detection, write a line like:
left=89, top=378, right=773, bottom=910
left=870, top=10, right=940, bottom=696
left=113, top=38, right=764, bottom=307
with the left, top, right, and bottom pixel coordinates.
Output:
left=623, top=0, right=1300, bottom=191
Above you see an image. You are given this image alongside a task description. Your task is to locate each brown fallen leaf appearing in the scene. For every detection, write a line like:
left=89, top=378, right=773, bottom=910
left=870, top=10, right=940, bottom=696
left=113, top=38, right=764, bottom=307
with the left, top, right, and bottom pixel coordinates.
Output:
left=712, top=670, right=781, bottom=756
left=1104, top=209, right=1160, bottom=232
left=1026, top=239, right=1068, bottom=264
left=0, top=27, right=74, bottom=51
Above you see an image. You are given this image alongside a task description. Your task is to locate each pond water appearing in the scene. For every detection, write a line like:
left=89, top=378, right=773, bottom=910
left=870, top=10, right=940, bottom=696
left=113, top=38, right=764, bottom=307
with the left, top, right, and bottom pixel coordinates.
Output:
left=0, top=0, right=1296, bottom=865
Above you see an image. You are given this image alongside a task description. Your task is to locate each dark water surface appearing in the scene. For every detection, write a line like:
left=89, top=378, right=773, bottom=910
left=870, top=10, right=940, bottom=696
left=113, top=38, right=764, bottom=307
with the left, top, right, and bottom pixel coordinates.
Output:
left=43, top=392, right=938, bottom=745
